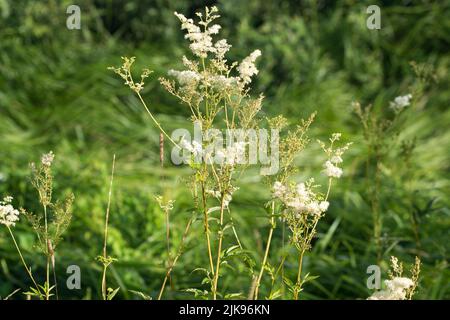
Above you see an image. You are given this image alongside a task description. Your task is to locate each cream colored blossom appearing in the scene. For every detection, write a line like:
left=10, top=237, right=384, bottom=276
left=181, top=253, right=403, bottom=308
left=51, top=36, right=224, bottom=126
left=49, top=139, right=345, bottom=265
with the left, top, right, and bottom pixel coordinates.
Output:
left=0, top=196, right=20, bottom=227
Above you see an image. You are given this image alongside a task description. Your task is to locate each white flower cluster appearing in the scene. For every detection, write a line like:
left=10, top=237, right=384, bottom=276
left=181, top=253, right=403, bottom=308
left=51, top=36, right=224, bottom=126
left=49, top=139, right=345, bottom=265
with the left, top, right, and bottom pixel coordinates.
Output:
left=174, top=7, right=226, bottom=59
left=215, top=141, right=246, bottom=165
left=180, top=138, right=203, bottom=157
left=272, top=181, right=329, bottom=216
left=368, top=277, right=414, bottom=300
left=41, top=151, right=55, bottom=167
left=389, top=94, right=412, bottom=113
left=172, top=8, right=261, bottom=89
left=168, top=70, right=201, bottom=86
left=0, top=196, right=20, bottom=227
left=320, top=133, right=351, bottom=179
left=323, top=160, right=343, bottom=178
left=207, top=186, right=239, bottom=208
left=179, top=138, right=247, bottom=166
left=237, top=50, right=262, bottom=85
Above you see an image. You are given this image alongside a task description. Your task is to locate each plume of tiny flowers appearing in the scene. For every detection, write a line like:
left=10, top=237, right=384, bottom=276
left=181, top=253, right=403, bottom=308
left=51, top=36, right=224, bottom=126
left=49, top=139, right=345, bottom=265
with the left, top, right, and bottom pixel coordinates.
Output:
left=206, top=186, right=239, bottom=208
left=368, top=256, right=420, bottom=300
left=237, top=50, right=262, bottom=85
left=180, top=138, right=203, bottom=157
left=167, top=69, right=201, bottom=87
left=41, top=151, right=55, bottom=167
left=0, top=196, right=20, bottom=227
left=215, top=141, right=247, bottom=166
left=272, top=180, right=329, bottom=217
left=318, top=133, right=352, bottom=179
left=368, top=277, right=414, bottom=300
left=174, top=6, right=221, bottom=58
left=389, top=94, right=412, bottom=113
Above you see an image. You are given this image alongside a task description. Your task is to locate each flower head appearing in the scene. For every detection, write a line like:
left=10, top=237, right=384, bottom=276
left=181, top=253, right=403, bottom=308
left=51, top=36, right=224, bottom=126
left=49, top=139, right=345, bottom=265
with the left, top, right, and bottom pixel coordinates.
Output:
left=41, top=151, right=55, bottom=167
left=0, top=196, right=20, bottom=227
left=390, top=94, right=412, bottom=113
left=237, top=50, right=262, bottom=85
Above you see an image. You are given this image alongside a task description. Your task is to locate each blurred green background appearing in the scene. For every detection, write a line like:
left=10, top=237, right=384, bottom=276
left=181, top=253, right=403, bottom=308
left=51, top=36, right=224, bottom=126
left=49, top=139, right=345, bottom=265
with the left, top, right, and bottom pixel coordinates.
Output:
left=0, top=0, right=449, bottom=299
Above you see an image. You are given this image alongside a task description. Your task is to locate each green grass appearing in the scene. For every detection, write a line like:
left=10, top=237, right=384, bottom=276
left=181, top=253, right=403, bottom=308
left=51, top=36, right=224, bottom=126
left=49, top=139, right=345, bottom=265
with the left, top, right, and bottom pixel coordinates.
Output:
left=0, top=0, right=449, bottom=300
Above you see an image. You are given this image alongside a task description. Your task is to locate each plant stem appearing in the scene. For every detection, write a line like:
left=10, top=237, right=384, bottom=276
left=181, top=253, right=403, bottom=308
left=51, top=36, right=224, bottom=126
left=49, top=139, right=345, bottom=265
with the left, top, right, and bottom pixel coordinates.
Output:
left=136, top=92, right=180, bottom=148
left=158, top=216, right=193, bottom=300
left=101, top=154, right=116, bottom=300
left=212, top=194, right=227, bottom=300
left=200, top=182, right=215, bottom=292
left=43, top=205, right=50, bottom=300
left=293, top=250, right=305, bottom=300
left=253, top=201, right=275, bottom=300
left=7, top=226, right=42, bottom=298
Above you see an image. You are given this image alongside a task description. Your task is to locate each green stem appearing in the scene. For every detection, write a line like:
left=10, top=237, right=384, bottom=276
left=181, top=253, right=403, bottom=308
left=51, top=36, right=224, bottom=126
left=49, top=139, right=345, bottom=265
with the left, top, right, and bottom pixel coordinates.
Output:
left=253, top=201, right=275, bottom=300
left=7, top=226, right=42, bottom=298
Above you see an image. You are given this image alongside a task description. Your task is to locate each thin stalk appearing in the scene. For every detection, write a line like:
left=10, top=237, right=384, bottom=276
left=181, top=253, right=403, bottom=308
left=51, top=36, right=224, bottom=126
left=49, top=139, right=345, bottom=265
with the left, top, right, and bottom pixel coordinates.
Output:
left=101, top=154, right=116, bottom=300
left=7, top=226, right=42, bottom=298
left=158, top=216, right=194, bottom=300
left=43, top=205, right=50, bottom=300
left=136, top=92, right=180, bottom=148
left=253, top=201, right=275, bottom=300
left=293, top=250, right=305, bottom=300
left=212, top=194, right=227, bottom=300
left=200, top=182, right=215, bottom=287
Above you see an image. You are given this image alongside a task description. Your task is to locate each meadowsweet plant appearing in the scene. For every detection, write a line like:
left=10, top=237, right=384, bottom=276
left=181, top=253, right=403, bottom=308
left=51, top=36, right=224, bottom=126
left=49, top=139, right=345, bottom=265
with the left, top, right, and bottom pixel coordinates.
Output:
left=268, top=133, right=351, bottom=299
left=353, top=92, right=415, bottom=261
left=110, top=6, right=351, bottom=300
left=368, top=256, right=421, bottom=300
left=22, top=151, right=74, bottom=300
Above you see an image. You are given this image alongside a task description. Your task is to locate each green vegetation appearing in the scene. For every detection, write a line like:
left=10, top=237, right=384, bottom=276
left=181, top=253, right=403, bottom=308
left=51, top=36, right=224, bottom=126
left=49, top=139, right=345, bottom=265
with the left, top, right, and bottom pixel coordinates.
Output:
left=0, top=0, right=448, bottom=300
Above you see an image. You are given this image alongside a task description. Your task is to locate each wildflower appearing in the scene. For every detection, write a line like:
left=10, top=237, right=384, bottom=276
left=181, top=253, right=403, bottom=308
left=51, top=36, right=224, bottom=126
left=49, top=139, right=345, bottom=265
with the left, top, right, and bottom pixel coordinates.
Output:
left=323, top=160, right=343, bottom=178
left=0, top=196, right=20, bottom=227
left=180, top=138, right=203, bottom=157
left=214, top=39, right=231, bottom=59
left=368, top=277, right=414, bottom=300
left=237, top=50, right=262, bottom=85
left=41, top=151, right=55, bottom=167
left=389, top=94, right=412, bottom=113
left=174, top=11, right=219, bottom=58
left=168, top=70, right=201, bottom=87
left=272, top=181, right=329, bottom=216
left=273, top=181, right=287, bottom=199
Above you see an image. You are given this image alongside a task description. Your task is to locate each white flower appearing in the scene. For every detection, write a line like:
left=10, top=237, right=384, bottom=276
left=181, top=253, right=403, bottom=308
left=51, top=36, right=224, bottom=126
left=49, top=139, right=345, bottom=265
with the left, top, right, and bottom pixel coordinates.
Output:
left=389, top=94, right=412, bottom=113
left=41, top=151, right=55, bottom=167
left=237, top=50, right=262, bottom=84
left=219, top=141, right=247, bottom=165
left=0, top=196, right=20, bottom=227
left=386, top=277, right=414, bottom=291
left=272, top=181, right=286, bottom=199
left=174, top=11, right=218, bottom=58
left=368, top=277, right=414, bottom=300
left=330, top=155, right=343, bottom=164
left=180, top=138, right=203, bottom=157
left=168, top=69, right=201, bottom=86
left=319, top=201, right=330, bottom=212
left=210, top=75, right=237, bottom=89
left=296, top=183, right=310, bottom=202
left=323, top=160, right=343, bottom=178
left=214, top=39, right=231, bottom=59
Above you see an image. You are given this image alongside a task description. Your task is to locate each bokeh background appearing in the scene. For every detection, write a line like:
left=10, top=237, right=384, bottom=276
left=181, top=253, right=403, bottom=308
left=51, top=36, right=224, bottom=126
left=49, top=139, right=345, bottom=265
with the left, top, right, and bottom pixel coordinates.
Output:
left=0, top=0, right=449, bottom=299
